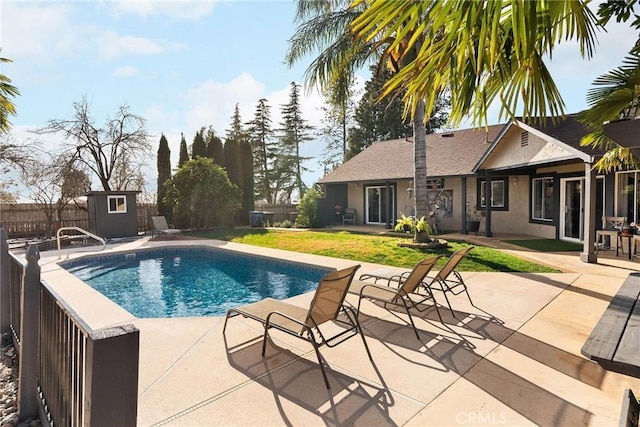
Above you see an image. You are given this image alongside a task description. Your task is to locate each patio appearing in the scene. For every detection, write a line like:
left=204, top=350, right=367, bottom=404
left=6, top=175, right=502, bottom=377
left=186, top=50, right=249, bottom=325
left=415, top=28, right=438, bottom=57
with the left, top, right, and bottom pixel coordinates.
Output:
left=38, top=236, right=640, bottom=426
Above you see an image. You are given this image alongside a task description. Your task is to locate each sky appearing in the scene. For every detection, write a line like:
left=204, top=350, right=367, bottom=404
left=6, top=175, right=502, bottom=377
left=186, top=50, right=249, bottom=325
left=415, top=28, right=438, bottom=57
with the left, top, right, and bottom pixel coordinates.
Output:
left=1, top=0, right=638, bottom=200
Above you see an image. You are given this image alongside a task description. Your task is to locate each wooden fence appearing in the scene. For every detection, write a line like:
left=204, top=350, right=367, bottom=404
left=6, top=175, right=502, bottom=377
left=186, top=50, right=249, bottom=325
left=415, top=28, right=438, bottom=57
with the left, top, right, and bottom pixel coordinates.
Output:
left=0, top=229, right=139, bottom=425
left=0, top=203, right=157, bottom=239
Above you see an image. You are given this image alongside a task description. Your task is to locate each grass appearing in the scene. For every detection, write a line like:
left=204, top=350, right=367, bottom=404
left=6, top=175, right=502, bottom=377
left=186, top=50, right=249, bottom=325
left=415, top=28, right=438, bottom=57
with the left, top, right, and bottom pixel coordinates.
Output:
left=503, top=239, right=583, bottom=252
left=192, top=229, right=559, bottom=273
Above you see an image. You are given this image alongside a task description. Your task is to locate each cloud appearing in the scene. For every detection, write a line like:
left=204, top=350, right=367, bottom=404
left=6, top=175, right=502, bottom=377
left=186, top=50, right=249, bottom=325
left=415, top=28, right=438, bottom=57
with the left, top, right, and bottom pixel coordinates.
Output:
left=1, top=2, right=82, bottom=62
left=113, top=65, right=141, bottom=78
left=2, top=2, right=185, bottom=64
left=97, top=31, right=176, bottom=60
left=181, top=73, right=266, bottom=135
left=108, top=0, right=217, bottom=21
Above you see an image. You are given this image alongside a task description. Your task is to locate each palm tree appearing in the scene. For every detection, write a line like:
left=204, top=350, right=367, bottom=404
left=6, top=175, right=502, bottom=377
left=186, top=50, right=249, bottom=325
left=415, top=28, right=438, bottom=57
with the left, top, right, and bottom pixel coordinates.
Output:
left=578, top=1, right=640, bottom=171
left=579, top=53, right=640, bottom=171
left=0, top=51, right=20, bottom=134
left=351, top=0, right=599, bottom=127
left=287, top=0, right=443, bottom=241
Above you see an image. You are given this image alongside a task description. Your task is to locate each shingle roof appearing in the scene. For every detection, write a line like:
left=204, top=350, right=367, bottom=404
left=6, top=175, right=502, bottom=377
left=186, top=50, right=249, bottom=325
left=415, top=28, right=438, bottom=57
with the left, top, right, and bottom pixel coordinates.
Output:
left=519, top=114, right=607, bottom=157
left=319, top=125, right=505, bottom=184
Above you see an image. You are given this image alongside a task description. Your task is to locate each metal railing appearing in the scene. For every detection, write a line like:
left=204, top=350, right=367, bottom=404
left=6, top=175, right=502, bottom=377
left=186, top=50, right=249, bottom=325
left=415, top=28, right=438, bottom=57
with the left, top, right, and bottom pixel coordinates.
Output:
left=57, top=226, right=107, bottom=260
left=0, top=228, right=139, bottom=425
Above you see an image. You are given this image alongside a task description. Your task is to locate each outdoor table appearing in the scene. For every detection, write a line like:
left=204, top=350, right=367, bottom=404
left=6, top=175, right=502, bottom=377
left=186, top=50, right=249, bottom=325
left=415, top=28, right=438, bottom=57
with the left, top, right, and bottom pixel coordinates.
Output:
left=582, top=273, right=640, bottom=379
left=619, top=231, right=634, bottom=260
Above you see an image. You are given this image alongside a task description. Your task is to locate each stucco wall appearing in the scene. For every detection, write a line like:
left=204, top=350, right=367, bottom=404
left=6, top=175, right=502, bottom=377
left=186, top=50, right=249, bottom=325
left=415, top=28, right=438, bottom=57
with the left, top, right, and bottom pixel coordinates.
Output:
left=344, top=175, right=557, bottom=238
left=346, top=183, right=362, bottom=224
left=483, top=127, right=574, bottom=170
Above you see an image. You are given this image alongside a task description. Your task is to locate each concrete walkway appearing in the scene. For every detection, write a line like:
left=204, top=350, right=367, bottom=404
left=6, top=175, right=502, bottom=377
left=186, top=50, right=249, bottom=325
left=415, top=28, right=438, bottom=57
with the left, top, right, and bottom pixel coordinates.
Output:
left=39, top=234, right=640, bottom=426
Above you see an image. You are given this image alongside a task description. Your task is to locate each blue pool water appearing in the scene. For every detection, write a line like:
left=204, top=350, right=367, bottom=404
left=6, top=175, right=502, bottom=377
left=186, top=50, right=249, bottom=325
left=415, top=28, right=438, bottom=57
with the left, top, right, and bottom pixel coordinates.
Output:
left=62, top=247, right=330, bottom=318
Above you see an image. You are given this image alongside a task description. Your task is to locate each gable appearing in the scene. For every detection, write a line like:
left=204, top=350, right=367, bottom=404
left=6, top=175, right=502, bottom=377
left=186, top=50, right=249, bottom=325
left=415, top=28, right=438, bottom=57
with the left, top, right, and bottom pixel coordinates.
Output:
left=480, top=126, right=577, bottom=170
left=475, top=117, right=599, bottom=172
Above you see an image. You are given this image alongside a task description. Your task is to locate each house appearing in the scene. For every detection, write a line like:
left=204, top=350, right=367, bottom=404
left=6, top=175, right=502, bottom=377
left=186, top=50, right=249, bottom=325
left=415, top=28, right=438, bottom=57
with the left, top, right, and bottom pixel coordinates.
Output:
left=319, top=115, right=621, bottom=262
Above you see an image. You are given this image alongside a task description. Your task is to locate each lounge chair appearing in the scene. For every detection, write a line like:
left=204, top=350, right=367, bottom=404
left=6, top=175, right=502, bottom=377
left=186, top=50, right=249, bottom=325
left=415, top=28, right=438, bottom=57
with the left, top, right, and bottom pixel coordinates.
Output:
left=223, top=264, right=372, bottom=389
left=151, top=216, right=181, bottom=236
left=424, top=247, right=474, bottom=314
left=348, top=256, right=443, bottom=339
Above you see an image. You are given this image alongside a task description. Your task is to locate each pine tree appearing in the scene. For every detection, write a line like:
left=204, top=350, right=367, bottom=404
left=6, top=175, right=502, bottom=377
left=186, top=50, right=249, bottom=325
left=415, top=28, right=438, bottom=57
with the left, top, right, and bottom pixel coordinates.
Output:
left=225, top=104, right=254, bottom=224
left=156, top=133, right=172, bottom=218
left=346, top=66, right=412, bottom=159
left=178, top=133, right=189, bottom=168
left=247, top=98, right=275, bottom=203
left=318, top=73, right=357, bottom=173
left=205, top=127, right=224, bottom=165
left=191, top=129, right=207, bottom=159
left=277, top=82, right=313, bottom=200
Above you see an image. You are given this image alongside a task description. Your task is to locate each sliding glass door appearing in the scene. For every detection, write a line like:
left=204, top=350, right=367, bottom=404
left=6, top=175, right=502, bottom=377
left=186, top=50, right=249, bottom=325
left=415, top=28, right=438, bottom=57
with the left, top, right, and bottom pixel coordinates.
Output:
left=366, top=185, right=395, bottom=225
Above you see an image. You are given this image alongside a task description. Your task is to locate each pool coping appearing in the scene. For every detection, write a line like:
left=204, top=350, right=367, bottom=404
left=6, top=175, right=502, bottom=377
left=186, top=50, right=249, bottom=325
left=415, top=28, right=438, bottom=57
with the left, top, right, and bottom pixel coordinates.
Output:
left=35, top=237, right=387, bottom=332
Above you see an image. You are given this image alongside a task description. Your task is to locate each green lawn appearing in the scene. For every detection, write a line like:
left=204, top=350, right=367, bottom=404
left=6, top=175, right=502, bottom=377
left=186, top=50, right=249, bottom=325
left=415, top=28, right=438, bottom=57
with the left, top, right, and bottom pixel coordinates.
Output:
left=192, top=229, right=559, bottom=273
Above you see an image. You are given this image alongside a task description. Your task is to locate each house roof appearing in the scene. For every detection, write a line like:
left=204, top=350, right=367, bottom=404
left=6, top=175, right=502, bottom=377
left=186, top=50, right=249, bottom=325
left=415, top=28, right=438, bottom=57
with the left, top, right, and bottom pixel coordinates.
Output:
left=319, top=125, right=505, bottom=184
left=519, top=114, right=606, bottom=158
left=473, top=114, right=608, bottom=172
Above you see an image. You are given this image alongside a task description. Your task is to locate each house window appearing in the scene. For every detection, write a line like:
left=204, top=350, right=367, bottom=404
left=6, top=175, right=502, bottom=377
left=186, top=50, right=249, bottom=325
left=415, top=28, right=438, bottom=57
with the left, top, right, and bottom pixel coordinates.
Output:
left=532, top=177, right=553, bottom=221
left=521, top=131, right=529, bottom=147
left=107, top=195, right=127, bottom=214
left=479, top=179, right=507, bottom=209
left=616, top=170, right=640, bottom=223
left=426, top=178, right=444, bottom=189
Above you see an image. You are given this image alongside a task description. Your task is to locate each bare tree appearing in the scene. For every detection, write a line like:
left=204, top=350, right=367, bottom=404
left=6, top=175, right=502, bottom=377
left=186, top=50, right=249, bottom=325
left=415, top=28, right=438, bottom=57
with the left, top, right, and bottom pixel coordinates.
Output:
left=37, top=96, right=151, bottom=191
left=20, top=155, right=91, bottom=237
left=0, top=133, right=33, bottom=173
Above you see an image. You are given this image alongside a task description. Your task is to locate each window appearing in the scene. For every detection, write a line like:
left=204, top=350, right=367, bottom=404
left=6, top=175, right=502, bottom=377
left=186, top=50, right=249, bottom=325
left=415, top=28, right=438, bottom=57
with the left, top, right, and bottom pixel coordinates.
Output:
left=616, top=171, right=640, bottom=223
left=107, top=195, right=127, bottom=214
left=532, top=177, right=554, bottom=221
left=479, top=179, right=506, bottom=209
left=426, top=178, right=444, bottom=189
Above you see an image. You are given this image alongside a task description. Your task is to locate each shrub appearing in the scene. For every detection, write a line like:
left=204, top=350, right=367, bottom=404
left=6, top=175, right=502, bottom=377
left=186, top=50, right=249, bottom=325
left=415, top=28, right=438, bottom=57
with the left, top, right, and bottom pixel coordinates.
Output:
left=164, top=157, right=240, bottom=229
left=295, top=188, right=320, bottom=228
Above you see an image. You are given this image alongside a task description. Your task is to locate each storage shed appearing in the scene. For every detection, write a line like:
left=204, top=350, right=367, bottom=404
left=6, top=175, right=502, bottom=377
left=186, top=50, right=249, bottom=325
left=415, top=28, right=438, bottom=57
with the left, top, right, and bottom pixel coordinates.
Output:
left=86, top=191, right=140, bottom=238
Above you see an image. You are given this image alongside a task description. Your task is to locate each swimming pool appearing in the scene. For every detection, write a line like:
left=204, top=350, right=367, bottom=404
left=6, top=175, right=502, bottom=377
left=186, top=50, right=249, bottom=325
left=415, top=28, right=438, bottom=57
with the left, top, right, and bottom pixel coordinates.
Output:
left=62, top=247, right=331, bottom=318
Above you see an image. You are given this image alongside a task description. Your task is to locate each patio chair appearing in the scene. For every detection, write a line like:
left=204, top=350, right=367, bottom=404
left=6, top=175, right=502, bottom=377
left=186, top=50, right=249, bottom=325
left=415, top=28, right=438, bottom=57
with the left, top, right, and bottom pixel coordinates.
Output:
left=595, top=216, right=626, bottom=255
left=223, top=264, right=373, bottom=389
left=342, top=208, right=356, bottom=225
left=151, top=216, right=181, bottom=236
left=349, top=256, right=443, bottom=339
left=424, top=247, right=474, bottom=315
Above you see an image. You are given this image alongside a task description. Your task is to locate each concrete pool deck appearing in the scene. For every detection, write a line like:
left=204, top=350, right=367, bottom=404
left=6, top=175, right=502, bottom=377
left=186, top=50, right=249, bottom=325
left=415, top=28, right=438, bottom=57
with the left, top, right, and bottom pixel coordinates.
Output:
left=35, top=236, right=640, bottom=426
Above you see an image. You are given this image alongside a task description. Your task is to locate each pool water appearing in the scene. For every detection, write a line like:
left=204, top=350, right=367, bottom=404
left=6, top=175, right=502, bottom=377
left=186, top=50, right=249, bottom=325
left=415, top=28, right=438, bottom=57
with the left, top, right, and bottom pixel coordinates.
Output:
left=62, top=247, right=330, bottom=318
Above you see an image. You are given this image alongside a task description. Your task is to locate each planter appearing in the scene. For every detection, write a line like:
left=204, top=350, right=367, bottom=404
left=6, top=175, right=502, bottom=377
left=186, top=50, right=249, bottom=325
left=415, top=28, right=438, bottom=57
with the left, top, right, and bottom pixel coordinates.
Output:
left=415, top=231, right=431, bottom=243
left=467, top=220, right=481, bottom=234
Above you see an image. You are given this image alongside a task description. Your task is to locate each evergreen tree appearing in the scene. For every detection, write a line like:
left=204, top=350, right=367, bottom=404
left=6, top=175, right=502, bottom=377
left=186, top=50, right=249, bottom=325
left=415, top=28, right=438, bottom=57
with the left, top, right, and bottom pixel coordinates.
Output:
left=318, top=74, right=357, bottom=173
left=247, top=98, right=275, bottom=203
left=277, top=82, right=314, bottom=200
left=156, top=133, right=172, bottom=218
left=191, top=129, right=207, bottom=159
left=346, top=66, right=412, bottom=159
left=225, top=104, right=254, bottom=224
left=205, top=127, right=224, bottom=165
left=178, top=133, right=189, bottom=168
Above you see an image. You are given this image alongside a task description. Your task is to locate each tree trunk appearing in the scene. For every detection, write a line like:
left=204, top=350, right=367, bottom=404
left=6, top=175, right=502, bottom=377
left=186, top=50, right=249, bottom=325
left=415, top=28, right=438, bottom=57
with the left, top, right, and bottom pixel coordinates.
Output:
left=413, top=98, right=429, bottom=242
